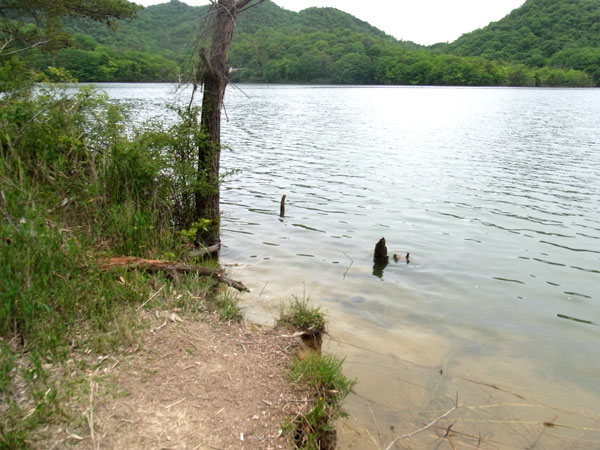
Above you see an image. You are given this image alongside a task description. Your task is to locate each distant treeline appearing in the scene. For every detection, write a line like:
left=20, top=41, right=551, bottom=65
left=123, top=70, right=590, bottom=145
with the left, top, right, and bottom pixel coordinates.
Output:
left=25, top=37, right=178, bottom=82
left=17, top=0, right=600, bottom=87
left=434, top=0, right=600, bottom=85
left=228, top=29, right=594, bottom=87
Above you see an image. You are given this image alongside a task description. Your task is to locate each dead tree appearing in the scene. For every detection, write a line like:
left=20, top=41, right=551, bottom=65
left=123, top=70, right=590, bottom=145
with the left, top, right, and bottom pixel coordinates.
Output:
left=190, top=0, right=265, bottom=246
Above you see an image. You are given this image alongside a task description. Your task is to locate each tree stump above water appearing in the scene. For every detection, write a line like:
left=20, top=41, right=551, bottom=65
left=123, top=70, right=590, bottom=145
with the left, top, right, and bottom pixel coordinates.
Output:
left=373, top=237, right=388, bottom=264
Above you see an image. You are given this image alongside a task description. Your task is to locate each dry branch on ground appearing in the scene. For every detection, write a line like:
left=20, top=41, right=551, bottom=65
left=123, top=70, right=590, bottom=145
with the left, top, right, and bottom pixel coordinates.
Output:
left=97, top=256, right=249, bottom=292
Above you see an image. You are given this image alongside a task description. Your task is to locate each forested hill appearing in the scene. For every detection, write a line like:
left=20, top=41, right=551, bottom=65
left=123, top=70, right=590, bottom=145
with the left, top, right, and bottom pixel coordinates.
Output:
left=21, top=0, right=599, bottom=86
left=64, top=0, right=297, bottom=55
left=434, top=0, right=600, bottom=82
left=64, top=0, right=395, bottom=56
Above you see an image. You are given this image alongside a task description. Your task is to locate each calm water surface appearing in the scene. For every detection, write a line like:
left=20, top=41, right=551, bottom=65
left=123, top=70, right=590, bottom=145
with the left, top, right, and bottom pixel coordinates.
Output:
left=96, top=83, right=600, bottom=448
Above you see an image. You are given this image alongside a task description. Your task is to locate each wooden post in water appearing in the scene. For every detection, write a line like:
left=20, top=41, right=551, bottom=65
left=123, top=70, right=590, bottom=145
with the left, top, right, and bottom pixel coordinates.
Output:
left=280, top=194, right=286, bottom=217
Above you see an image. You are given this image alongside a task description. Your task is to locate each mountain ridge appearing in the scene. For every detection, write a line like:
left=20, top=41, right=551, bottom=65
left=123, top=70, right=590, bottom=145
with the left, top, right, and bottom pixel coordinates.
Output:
left=436, top=0, right=600, bottom=81
left=20, top=0, right=599, bottom=86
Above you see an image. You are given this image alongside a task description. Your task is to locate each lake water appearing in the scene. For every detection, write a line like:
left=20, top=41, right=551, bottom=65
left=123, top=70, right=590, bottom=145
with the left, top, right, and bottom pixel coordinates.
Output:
left=94, top=83, right=600, bottom=448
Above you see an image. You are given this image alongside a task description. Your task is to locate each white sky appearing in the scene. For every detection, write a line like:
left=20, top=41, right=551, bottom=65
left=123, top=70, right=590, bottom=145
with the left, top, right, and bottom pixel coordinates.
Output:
left=135, top=0, right=526, bottom=45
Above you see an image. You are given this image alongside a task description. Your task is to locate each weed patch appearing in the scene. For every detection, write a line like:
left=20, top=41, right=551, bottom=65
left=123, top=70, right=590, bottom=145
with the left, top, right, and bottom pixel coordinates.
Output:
left=278, top=296, right=326, bottom=334
left=207, top=291, right=243, bottom=322
left=286, top=354, right=356, bottom=450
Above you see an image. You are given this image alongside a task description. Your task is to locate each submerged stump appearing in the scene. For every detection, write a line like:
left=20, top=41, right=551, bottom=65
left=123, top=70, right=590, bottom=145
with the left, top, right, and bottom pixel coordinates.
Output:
left=373, top=237, right=389, bottom=278
left=373, top=237, right=388, bottom=264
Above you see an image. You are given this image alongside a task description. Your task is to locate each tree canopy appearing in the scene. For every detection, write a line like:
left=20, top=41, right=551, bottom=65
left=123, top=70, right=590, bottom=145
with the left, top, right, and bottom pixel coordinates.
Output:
left=0, top=0, right=140, bottom=55
left=435, top=0, right=600, bottom=84
left=6, top=0, right=600, bottom=87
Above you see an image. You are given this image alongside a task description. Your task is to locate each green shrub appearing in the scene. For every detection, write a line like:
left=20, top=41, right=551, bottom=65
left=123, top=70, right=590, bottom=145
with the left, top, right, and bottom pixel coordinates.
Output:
left=0, top=77, right=232, bottom=446
left=278, top=296, right=326, bottom=334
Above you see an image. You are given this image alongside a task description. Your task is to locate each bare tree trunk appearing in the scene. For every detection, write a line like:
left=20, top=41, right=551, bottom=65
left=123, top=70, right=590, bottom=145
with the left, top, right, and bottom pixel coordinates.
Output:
left=193, top=0, right=263, bottom=246
left=194, top=0, right=236, bottom=246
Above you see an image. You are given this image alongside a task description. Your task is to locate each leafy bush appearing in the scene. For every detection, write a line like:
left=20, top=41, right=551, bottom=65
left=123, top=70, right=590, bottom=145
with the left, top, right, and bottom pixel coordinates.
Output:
left=0, top=81, right=216, bottom=444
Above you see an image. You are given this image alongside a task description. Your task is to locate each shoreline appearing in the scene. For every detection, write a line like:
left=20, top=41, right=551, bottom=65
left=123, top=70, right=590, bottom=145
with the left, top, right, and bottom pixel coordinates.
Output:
left=4, top=277, right=352, bottom=450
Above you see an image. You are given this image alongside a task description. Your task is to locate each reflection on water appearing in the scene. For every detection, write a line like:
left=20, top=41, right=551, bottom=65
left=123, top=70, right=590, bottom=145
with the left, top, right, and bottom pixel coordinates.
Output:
left=92, top=83, right=600, bottom=448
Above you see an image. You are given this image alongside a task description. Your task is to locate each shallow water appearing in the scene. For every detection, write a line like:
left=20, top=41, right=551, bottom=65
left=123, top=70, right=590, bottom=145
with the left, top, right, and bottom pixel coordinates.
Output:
left=93, top=83, right=600, bottom=447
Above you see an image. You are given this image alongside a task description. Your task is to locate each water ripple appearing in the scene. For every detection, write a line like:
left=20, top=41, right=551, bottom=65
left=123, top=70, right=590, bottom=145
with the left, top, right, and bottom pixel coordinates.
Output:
left=94, top=84, right=600, bottom=416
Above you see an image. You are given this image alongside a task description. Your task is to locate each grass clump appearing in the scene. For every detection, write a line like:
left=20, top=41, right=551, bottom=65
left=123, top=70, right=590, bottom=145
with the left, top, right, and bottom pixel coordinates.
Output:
left=209, top=291, right=243, bottom=322
left=278, top=297, right=355, bottom=449
left=278, top=296, right=326, bottom=334
left=289, top=354, right=355, bottom=407
left=287, top=354, right=356, bottom=450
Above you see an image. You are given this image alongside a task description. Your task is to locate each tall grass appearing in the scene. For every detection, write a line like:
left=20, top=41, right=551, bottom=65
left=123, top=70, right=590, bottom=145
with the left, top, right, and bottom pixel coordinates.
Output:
left=0, top=82, right=213, bottom=446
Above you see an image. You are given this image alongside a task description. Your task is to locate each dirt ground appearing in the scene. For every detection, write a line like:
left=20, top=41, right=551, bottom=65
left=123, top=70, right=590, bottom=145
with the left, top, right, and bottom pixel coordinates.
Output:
left=41, top=314, right=307, bottom=450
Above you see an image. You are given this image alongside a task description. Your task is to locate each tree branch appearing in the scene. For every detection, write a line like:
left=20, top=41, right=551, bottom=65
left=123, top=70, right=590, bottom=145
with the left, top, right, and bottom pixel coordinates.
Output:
left=236, top=0, right=265, bottom=13
left=98, top=256, right=249, bottom=292
left=188, top=243, right=221, bottom=258
left=0, top=37, right=12, bottom=53
left=0, top=39, right=50, bottom=56
left=382, top=393, right=459, bottom=450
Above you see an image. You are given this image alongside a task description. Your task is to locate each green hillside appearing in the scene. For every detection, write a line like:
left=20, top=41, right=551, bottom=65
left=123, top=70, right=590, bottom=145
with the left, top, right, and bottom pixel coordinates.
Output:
left=296, top=7, right=390, bottom=38
left=18, top=0, right=599, bottom=86
left=435, top=0, right=600, bottom=83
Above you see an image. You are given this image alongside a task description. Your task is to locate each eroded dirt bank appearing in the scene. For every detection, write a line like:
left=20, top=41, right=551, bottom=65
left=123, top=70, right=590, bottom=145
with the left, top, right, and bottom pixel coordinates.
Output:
left=39, top=315, right=306, bottom=450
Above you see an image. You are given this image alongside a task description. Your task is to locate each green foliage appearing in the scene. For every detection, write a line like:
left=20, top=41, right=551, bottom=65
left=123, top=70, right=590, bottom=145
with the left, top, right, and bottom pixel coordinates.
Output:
left=180, top=219, right=213, bottom=244
left=289, top=354, right=355, bottom=402
left=370, top=47, right=593, bottom=87
left=0, top=193, right=161, bottom=357
left=1, top=1, right=239, bottom=443
left=285, top=397, right=333, bottom=450
left=151, top=105, right=217, bottom=231
left=0, top=417, right=28, bottom=450
left=0, top=199, right=154, bottom=445
left=0, top=0, right=140, bottom=57
left=0, top=344, right=14, bottom=395
left=10, top=0, right=598, bottom=86
left=296, top=7, right=390, bottom=38
left=278, top=297, right=326, bottom=334
left=287, top=354, right=356, bottom=450
left=0, top=80, right=226, bottom=443
left=439, top=0, right=600, bottom=85
left=278, top=296, right=352, bottom=448
left=0, top=58, right=35, bottom=95
left=230, top=0, right=598, bottom=86
left=551, top=46, right=600, bottom=83
left=332, top=52, right=373, bottom=84
left=209, top=291, right=243, bottom=322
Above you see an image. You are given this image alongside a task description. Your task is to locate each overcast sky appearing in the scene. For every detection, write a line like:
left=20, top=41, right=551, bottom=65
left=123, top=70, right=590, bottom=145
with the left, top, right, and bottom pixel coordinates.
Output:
left=135, top=0, right=526, bottom=45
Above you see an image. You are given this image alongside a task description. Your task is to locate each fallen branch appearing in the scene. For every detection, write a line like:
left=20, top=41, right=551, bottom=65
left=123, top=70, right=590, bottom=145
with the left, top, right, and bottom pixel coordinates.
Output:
left=383, top=393, right=459, bottom=450
left=136, top=284, right=166, bottom=311
left=188, top=243, right=221, bottom=258
left=87, top=380, right=99, bottom=450
left=98, top=256, right=248, bottom=292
